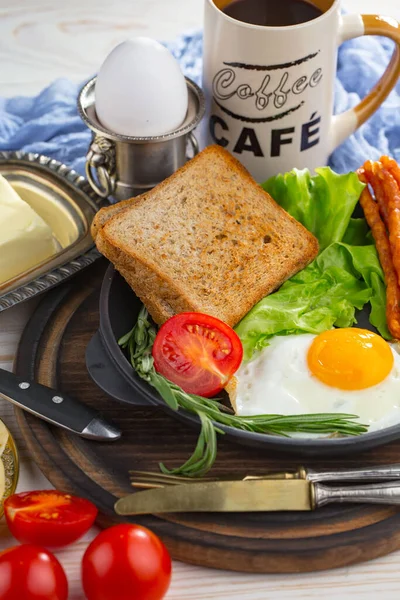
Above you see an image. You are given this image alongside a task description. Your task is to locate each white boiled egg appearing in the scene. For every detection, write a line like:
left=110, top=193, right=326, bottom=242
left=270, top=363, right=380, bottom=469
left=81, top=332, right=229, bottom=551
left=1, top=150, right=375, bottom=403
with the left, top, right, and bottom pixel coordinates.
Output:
left=95, top=37, right=188, bottom=137
left=232, top=329, right=400, bottom=434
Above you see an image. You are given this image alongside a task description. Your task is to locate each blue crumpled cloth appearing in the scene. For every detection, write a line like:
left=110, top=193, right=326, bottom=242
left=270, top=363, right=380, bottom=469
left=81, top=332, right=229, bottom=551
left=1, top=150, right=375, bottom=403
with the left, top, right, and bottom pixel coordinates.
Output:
left=0, top=30, right=399, bottom=180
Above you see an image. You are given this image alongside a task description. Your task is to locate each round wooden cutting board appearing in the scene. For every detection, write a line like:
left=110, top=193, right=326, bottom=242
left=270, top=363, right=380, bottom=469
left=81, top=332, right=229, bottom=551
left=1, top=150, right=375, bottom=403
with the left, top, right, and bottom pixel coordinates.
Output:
left=14, top=261, right=400, bottom=573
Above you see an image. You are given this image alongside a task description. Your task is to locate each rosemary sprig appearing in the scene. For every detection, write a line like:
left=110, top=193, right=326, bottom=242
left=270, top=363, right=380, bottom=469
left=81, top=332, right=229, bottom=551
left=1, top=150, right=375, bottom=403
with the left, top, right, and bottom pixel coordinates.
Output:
left=119, top=306, right=368, bottom=477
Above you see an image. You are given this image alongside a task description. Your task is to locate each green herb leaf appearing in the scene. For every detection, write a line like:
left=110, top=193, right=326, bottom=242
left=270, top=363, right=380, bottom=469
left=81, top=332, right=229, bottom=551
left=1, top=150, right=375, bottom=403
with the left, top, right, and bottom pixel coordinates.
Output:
left=150, top=373, right=179, bottom=411
left=118, top=328, right=135, bottom=347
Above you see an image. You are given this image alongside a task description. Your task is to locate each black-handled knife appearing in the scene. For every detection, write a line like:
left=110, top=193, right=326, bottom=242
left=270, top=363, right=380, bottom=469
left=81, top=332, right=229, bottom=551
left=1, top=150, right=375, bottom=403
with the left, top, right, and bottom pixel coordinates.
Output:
left=0, top=368, right=121, bottom=442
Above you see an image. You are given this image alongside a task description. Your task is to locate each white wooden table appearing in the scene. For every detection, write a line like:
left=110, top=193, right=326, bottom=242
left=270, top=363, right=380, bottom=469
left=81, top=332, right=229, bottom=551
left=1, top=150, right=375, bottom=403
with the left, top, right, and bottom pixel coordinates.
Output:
left=0, top=0, right=400, bottom=598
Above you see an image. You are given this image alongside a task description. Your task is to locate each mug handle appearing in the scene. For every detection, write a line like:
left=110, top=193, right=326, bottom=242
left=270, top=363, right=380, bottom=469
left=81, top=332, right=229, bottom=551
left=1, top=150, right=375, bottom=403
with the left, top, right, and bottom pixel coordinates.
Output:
left=330, top=14, right=400, bottom=151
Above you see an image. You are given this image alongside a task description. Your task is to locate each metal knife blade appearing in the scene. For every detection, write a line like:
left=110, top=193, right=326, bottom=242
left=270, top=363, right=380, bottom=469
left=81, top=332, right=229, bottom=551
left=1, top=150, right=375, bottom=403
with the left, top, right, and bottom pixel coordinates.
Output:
left=0, top=368, right=121, bottom=442
left=115, top=479, right=313, bottom=515
left=117, top=479, right=400, bottom=515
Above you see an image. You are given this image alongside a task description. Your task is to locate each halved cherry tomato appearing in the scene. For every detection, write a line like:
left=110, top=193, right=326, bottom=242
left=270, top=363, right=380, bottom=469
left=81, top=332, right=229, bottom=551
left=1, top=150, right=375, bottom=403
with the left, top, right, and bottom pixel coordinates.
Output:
left=4, top=490, right=98, bottom=548
left=152, top=312, right=243, bottom=397
left=0, top=544, right=68, bottom=600
left=82, top=523, right=172, bottom=600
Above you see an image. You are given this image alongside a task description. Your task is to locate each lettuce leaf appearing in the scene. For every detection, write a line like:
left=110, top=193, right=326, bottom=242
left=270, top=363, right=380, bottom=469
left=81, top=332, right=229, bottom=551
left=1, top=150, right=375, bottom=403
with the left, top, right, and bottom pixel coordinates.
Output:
left=235, top=168, right=388, bottom=361
left=263, top=167, right=365, bottom=251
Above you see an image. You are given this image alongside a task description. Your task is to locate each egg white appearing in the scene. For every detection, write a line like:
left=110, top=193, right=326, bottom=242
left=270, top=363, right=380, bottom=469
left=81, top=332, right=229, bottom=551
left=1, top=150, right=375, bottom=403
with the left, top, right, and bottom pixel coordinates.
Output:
left=233, top=334, right=400, bottom=434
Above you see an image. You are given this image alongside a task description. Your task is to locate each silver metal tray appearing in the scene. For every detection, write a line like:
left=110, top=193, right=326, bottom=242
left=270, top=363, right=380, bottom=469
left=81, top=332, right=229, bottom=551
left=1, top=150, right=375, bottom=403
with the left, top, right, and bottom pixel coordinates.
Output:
left=0, top=151, right=106, bottom=312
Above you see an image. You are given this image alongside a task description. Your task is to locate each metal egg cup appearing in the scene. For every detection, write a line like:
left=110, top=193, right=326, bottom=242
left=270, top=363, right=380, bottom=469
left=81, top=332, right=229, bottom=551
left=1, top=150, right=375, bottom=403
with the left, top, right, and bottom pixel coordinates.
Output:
left=78, top=76, right=205, bottom=201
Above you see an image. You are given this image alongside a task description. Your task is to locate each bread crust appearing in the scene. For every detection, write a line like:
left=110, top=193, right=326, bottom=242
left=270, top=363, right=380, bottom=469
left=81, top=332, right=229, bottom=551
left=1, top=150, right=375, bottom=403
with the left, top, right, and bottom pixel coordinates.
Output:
left=94, top=145, right=319, bottom=326
left=91, top=195, right=144, bottom=241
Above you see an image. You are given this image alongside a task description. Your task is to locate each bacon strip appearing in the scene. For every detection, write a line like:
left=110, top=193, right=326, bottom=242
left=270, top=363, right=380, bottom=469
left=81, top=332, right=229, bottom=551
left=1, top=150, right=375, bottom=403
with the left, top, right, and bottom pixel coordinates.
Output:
left=364, top=157, right=400, bottom=289
left=358, top=168, right=400, bottom=339
left=381, top=155, right=400, bottom=188
left=363, top=160, right=389, bottom=225
left=378, top=167, right=400, bottom=290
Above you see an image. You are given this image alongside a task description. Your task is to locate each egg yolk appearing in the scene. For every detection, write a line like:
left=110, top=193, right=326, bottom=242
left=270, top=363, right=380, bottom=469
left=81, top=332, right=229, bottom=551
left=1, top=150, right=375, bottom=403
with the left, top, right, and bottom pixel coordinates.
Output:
left=307, top=328, right=394, bottom=391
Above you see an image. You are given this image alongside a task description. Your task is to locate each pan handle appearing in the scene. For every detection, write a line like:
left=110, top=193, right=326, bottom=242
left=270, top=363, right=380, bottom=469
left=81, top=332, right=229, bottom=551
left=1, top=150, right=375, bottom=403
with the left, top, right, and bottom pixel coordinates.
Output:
left=86, top=331, right=149, bottom=406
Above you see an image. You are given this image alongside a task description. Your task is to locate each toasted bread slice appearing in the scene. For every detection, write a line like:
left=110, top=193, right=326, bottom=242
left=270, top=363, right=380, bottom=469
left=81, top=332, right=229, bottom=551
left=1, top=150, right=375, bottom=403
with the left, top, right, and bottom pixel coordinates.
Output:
left=95, top=145, right=319, bottom=326
left=91, top=196, right=141, bottom=240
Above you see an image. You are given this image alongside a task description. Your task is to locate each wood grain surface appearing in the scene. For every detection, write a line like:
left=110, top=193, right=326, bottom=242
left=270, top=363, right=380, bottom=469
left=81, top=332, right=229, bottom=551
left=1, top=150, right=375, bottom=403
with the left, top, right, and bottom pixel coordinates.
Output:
left=1, top=0, right=400, bottom=597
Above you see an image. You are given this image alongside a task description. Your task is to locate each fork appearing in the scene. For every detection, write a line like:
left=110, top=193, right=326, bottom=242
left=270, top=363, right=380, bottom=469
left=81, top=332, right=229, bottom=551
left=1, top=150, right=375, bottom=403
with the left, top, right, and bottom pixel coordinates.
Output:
left=129, top=464, right=400, bottom=489
left=129, top=471, right=221, bottom=489
left=129, top=469, right=296, bottom=489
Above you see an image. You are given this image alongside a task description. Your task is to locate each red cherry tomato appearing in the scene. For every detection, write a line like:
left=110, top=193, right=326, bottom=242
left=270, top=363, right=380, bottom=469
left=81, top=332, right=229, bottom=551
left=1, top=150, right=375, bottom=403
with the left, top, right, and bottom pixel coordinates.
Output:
left=0, top=544, right=68, bottom=600
left=152, top=312, right=243, bottom=397
left=82, top=523, right=172, bottom=600
left=4, top=490, right=98, bottom=548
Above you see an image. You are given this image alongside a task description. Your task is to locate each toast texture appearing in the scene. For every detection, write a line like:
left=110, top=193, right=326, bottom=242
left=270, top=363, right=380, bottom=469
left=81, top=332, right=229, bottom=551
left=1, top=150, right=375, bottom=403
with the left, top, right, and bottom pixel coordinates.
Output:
left=94, top=145, right=319, bottom=326
left=91, top=196, right=141, bottom=240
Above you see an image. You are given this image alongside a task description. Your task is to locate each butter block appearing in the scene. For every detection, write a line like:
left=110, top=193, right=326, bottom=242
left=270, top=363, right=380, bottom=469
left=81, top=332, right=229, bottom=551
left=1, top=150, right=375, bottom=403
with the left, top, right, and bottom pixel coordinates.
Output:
left=0, top=174, right=58, bottom=284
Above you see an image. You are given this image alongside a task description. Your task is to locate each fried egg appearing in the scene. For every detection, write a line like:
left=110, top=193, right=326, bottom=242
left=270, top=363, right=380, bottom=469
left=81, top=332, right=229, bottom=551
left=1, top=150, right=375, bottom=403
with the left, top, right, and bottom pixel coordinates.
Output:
left=232, top=328, right=400, bottom=433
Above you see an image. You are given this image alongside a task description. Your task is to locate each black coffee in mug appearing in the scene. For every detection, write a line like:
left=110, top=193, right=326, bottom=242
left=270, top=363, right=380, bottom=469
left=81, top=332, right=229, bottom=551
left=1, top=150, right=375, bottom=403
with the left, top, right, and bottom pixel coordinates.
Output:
left=222, top=0, right=323, bottom=27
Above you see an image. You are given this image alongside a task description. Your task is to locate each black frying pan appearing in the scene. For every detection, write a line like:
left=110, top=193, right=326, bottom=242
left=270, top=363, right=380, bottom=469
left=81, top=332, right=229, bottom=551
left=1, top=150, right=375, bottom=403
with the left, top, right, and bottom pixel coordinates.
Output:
left=85, top=265, right=400, bottom=456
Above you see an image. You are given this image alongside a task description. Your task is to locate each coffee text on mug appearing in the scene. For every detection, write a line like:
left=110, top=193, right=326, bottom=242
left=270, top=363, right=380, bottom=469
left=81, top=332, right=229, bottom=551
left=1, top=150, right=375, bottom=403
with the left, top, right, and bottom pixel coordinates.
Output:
left=209, top=50, right=323, bottom=158
left=213, top=67, right=322, bottom=117
left=210, top=112, right=321, bottom=157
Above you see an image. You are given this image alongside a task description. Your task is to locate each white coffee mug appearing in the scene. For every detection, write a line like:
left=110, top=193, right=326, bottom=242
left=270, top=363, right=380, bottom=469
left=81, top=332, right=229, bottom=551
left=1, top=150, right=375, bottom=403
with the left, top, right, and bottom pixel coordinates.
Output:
left=202, top=0, right=400, bottom=182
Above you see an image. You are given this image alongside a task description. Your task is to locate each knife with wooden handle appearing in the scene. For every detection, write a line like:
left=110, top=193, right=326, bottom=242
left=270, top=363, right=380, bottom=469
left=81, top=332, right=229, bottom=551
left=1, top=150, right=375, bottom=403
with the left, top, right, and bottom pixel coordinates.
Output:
left=115, top=479, right=400, bottom=515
